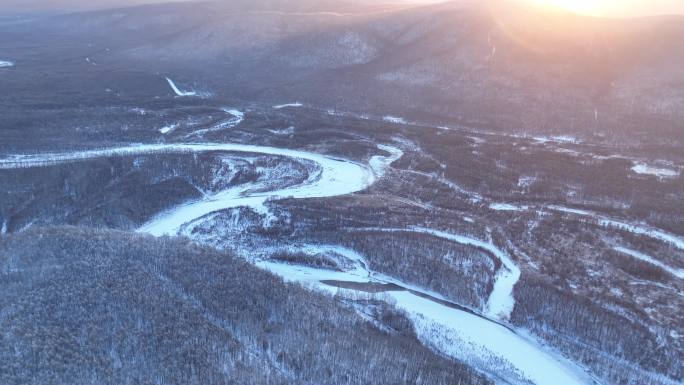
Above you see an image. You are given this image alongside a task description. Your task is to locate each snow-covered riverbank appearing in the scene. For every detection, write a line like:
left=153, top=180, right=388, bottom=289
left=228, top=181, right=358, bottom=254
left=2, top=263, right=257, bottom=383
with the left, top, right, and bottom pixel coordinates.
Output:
left=256, top=244, right=591, bottom=385
left=0, top=142, right=395, bottom=235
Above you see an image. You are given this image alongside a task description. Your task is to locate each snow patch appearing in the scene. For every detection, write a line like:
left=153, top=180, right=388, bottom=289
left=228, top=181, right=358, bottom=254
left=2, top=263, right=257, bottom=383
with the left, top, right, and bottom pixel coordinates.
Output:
left=165, top=77, right=197, bottom=97
left=489, top=203, right=527, bottom=212
left=517, top=176, right=537, bottom=188
left=273, top=103, right=303, bottom=109
left=159, top=124, right=177, bottom=134
left=383, top=116, right=407, bottom=124
left=268, top=126, right=295, bottom=136
left=223, top=108, right=243, bottom=119
left=369, top=144, right=403, bottom=178
left=631, top=163, right=679, bottom=179
left=533, top=135, right=580, bottom=144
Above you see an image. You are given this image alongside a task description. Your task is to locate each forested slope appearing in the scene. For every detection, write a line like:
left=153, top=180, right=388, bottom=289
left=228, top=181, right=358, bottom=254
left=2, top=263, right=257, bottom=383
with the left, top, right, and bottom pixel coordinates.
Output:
left=0, top=226, right=490, bottom=385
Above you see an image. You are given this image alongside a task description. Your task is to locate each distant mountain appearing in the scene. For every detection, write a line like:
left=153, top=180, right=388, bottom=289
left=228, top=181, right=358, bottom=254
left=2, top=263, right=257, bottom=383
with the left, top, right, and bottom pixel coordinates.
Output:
left=2, top=0, right=683, bottom=142
left=0, top=0, right=200, bottom=14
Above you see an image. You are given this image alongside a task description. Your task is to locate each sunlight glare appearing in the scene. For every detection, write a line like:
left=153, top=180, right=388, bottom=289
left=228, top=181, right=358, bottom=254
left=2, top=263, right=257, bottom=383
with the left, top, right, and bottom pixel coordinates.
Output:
left=524, top=0, right=684, bottom=17
left=527, top=0, right=609, bottom=16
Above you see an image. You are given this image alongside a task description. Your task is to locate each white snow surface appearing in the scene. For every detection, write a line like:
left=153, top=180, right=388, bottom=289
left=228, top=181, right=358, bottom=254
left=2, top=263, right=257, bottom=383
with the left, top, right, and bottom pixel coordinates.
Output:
left=614, top=247, right=684, bottom=279
left=273, top=103, right=303, bottom=109
left=390, top=292, right=590, bottom=385
left=631, top=163, right=679, bottom=179
left=223, top=108, right=243, bottom=118
left=489, top=203, right=527, bottom=212
left=532, top=135, right=580, bottom=144
left=165, top=77, right=197, bottom=97
left=369, top=144, right=403, bottom=178
left=0, top=60, right=15, bottom=68
left=268, top=126, right=295, bottom=136
left=382, top=116, right=407, bottom=124
left=159, top=124, right=177, bottom=134
left=257, top=244, right=591, bottom=385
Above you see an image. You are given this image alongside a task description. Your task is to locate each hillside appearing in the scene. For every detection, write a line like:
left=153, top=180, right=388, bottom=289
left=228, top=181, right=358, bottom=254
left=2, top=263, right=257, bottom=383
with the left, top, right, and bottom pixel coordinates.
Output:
left=0, top=226, right=488, bottom=385
left=1, top=0, right=683, bottom=143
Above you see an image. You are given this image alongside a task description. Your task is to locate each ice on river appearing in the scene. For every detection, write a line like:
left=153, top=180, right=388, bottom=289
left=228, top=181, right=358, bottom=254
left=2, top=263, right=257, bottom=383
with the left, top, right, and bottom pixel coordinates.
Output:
left=257, top=244, right=590, bottom=385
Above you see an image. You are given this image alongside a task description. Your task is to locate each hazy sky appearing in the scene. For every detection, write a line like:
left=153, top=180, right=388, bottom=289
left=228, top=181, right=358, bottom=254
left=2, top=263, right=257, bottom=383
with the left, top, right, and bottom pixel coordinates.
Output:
left=1, top=0, right=683, bottom=17
left=522, top=0, right=684, bottom=17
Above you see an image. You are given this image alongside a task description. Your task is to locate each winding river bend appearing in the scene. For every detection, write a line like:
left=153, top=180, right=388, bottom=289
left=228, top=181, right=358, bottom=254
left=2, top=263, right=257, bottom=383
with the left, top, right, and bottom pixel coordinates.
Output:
left=0, top=142, right=593, bottom=385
